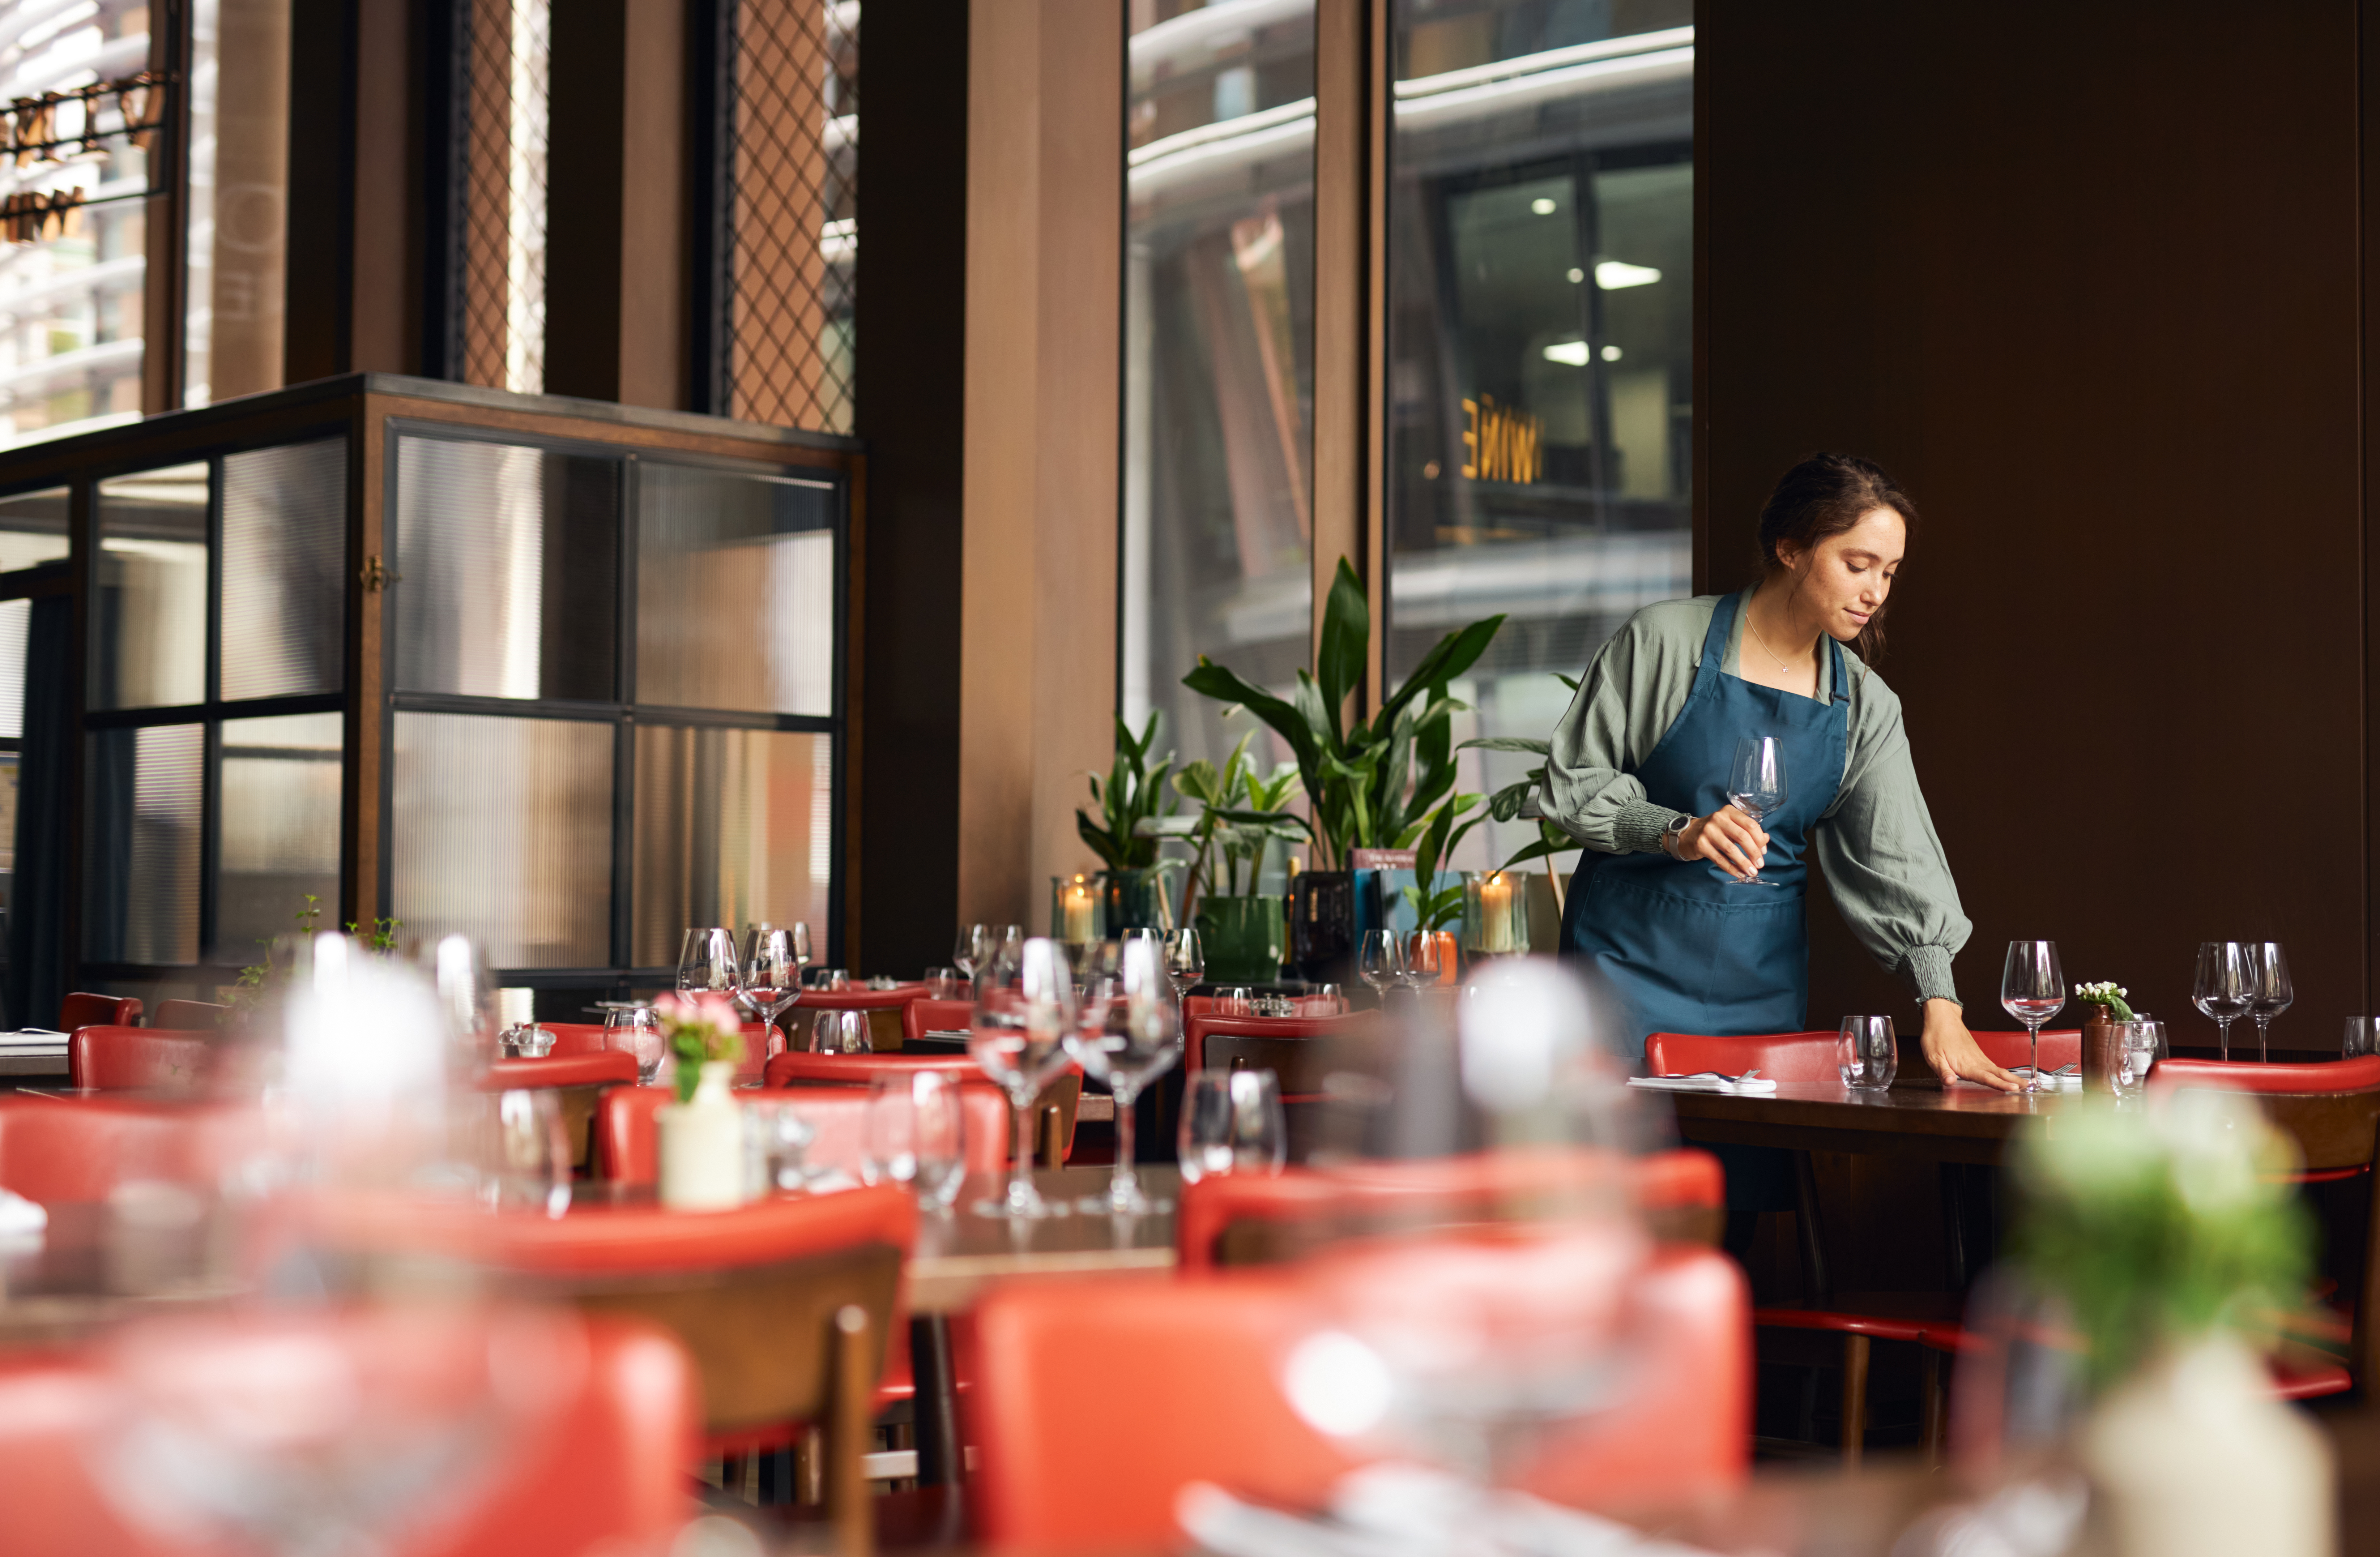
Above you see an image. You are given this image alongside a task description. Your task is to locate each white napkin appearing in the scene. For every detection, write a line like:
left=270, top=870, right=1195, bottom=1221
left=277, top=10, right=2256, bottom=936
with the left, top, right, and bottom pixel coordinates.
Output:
left=1625, top=1073, right=1778, bottom=1095
left=0, top=1188, right=46, bottom=1241
left=1179, top=1464, right=1724, bottom=1557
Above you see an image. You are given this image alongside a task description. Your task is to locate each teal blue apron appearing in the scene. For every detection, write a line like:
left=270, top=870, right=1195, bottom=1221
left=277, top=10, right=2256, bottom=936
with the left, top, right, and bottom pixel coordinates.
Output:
left=1561, top=590, right=1850, bottom=1210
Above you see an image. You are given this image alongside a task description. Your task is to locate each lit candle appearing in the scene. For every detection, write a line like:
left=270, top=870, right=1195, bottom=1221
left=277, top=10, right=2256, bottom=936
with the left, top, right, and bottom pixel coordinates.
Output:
left=1480, top=872, right=1514, bottom=954
left=1063, top=876, right=1095, bottom=942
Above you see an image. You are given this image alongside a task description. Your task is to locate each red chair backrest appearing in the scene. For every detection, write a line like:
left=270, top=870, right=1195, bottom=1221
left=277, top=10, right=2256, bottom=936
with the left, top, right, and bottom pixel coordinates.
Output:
left=903, top=997, right=976, bottom=1045
left=2151, top=1053, right=2380, bottom=1095
left=1970, top=1028, right=2081, bottom=1071
left=1177, top=1146, right=1726, bottom=1270
left=58, top=993, right=141, bottom=1031
left=0, top=1306, right=696, bottom=1557
left=479, top=1051, right=639, bottom=1090
left=798, top=984, right=931, bottom=1011
left=765, top=1049, right=984, bottom=1087
left=596, top=1082, right=1011, bottom=1184
left=969, top=1232, right=1747, bottom=1549
left=1185, top=1010, right=1369, bottom=1076
left=538, top=1022, right=616, bottom=1057
left=151, top=1000, right=227, bottom=1031
left=0, top=1097, right=251, bottom=1204
left=1644, top=1030, right=1840, bottom=1085
left=67, top=1027, right=214, bottom=1092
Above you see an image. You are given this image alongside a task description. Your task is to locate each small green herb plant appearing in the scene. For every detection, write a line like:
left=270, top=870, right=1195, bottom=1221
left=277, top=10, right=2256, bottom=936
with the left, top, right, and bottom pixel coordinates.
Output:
left=229, top=895, right=403, bottom=1015
left=1169, top=732, right=1306, bottom=923
left=1077, top=712, right=1179, bottom=872
left=2075, top=981, right=2135, bottom=1021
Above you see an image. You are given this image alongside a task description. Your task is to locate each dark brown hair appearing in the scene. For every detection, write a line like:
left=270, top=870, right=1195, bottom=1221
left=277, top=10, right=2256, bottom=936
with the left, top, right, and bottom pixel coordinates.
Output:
left=1756, top=452, right=1918, bottom=662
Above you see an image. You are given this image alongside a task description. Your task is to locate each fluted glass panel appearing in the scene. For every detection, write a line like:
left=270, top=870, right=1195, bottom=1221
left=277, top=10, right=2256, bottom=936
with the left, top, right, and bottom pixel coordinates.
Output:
left=392, top=711, right=611, bottom=967
left=214, top=712, right=342, bottom=962
left=92, top=464, right=209, bottom=710
left=635, top=463, right=833, bottom=714
left=631, top=725, right=831, bottom=967
left=0, top=487, right=68, bottom=574
left=393, top=436, right=617, bottom=701
left=84, top=723, right=204, bottom=964
left=221, top=439, right=346, bottom=700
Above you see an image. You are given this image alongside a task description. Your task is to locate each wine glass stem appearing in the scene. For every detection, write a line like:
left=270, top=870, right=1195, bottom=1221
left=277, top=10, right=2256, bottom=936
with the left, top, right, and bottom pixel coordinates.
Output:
left=1009, top=1088, right=1036, bottom=1205
left=2256, top=1017, right=2270, bottom=1063
left=1110, top=1083, right=1139, bottom=1202
left=2028, top=1023, right=2040, bottom=1085
left=2218, top=1018, right=2232, bottom=1062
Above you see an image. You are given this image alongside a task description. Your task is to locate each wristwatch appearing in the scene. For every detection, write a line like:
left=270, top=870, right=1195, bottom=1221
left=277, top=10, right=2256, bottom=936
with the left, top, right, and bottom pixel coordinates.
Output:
left=1660, top=812, right=1693, bottom=858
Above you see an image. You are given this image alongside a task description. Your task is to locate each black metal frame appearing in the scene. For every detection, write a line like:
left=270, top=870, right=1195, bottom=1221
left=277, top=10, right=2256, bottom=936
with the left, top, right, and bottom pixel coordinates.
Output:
left=687, top=0, right=738, bottom=417
left=376, top=416, right=848, bottom=997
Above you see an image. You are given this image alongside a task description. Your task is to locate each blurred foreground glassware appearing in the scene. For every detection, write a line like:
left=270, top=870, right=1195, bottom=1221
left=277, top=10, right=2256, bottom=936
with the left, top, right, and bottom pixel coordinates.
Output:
left=2193, top=941, right=2257, bottom=1061
left=281, top=933, right=453, bottom=1193
left=2115, top=1021, right=2159, bottom=1097
left=923, top=966, right=968, bottom=1000
left=971, top=937, right=1076, bottom=1219
left=746, top=1099, right=815, bottom=1192
left=2348, top=1017, right=2380, bottom=1058
left=2246, top=941, right=2292, bottom=1062
left=955, top=924, right=994, bottom=979
left=421, top=934, right=497, bottom=1058
left=498, top=1023, right=555, bottom=1058
left=2000, top=940, right=2066, bottom=1089
left=864, top=1072, right=965, bottom=1211
left=1066, top=936, right=1182, bottom=1214
left=1178, top=1068, right=1285, bottom=1183
left=1215, top=986, right=1254, bottom=1017
left=1838, top=1015, right=1898, bottom=1091
left=602, top=1004, right=664, bottom=1083
left=677, top=927, right=739, bottom=996
left=811, top=1009, right=871, bottom=1055
left=485, top=1089, right=571, bottom=1217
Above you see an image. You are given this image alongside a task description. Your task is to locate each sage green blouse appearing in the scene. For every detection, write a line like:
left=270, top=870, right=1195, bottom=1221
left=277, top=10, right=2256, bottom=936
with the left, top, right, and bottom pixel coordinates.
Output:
left=1539, top=591, right=1969, bottom=1008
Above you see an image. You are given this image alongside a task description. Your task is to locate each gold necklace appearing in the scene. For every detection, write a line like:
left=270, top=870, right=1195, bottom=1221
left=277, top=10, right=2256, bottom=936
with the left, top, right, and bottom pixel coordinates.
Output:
left=1745, top=600, right=1818, bottom=695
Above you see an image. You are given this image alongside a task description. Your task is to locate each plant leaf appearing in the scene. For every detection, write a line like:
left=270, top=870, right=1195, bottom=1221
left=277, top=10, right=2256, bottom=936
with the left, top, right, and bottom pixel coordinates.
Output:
left=1317, top=556, right=1369, bottom=742
left=1380, top=613, right=1507, bottom=727
left=1458, top=736, right=1553, bottom=756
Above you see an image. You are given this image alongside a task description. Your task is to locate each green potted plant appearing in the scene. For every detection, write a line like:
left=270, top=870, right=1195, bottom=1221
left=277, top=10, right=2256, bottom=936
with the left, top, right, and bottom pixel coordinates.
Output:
left=1182, top=557, right=1504, bottom=983
left=1172, top=732, right=1307, bottom=983
left=1458, top=671, right=1581, bottom=925
left=1075, top=711, right=1182, bottom=934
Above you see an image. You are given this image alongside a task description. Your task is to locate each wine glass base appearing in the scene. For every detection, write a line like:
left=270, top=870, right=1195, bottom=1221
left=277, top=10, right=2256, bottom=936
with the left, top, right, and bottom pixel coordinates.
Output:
left=972, top=1192, right=1070, bottom=1221
left=1079, top=1186, right=1174, bottom=1216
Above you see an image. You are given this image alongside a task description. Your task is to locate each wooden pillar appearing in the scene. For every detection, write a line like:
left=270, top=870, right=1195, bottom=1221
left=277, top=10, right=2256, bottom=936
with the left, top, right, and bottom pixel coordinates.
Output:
left=956, top=0, right=1123, bottom=931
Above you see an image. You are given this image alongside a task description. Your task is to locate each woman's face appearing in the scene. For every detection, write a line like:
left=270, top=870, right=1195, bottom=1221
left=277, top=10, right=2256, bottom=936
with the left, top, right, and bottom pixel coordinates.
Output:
left=1779, top=506, right=1906, bottom=642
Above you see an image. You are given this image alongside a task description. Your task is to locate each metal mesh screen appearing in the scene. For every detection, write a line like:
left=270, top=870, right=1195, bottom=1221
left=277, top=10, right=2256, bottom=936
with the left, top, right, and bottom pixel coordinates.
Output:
left=726, top=0, right=855, bottom=433
left=460, top=0, right=549, bottom=394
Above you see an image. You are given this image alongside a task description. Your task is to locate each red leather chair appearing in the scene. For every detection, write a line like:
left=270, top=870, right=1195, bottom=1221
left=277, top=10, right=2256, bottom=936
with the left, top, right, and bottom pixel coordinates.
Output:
left=1645, top=1028, right=2081, bottom=1083
left=793, top=984, right=932, bottom=1053
left=58, top=992, right=142, bottom=1031
left=969, top=1228, right=1748, bottom=1550
left=1184, top=1008, right=1367, bottom=1078
left=0, top=1304, right=695, bottom=1557
left=1969, top=1028, right=2082, bottom=1074
left=151, top=1000, right=227, bottom=1031
left=0, top=1095, right=253, bottom=1204
left=533, top=1021, right=784, bottom=1082
left=901, top=997, right=975, bottom=1046
left=1177, top=1147, right=1727, bottom=1271
left=480, top=1051, right=638, bottom=1090
left=595, top=1082, right=1011, bottom=1186
left=765, top=1049, right=1081, bottom=1163
left=67, top=1027, right=215, bottom=1091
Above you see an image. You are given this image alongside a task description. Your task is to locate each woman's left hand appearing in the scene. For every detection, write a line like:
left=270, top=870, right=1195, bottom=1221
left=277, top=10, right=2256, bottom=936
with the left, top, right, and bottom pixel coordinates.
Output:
left=1920, top=998, right=2021, bottom=1092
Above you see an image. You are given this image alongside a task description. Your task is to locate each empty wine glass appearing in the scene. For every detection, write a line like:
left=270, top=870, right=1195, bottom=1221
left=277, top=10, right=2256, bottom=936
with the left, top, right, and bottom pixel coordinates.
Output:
left=740, top=926, right=804, bottom=1042
left=2000, top=940, right=2066, bottom=1090
left=955, top=924, right=994, bottom=980
left=2347, top=1017, right=2380, bottom=1058
left=1164, top=926, right=1204, bottom=999
left=1358, top=929, right=1402, bottom=996
left=969, top=937, right=1076, bottom=1219
left=1178, top=1068, right=1286, bottom=1182
left=1400, top=931, right=1443, bottom=990
left=1065, top=936, right=1183, bottom=1215
left=678, top=927, right=739, bottom=996
left=1216, top=987, right=1254, bottom=1017
left=811, top=1009, right=871, bottom=1055
left=2246, top=941, right=2292, bottom=1062
left=863, top=1071, right=963, bottom=1202
left=2193, top=941, right=2257, bottom=1061
left=1726, top=736, right=1788, bottom=886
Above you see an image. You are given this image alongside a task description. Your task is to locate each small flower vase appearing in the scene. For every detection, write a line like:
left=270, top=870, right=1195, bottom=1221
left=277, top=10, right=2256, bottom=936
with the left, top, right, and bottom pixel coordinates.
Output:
left=2080, top=1334, right=2332, bottom=1557
left=658, top=1060, right=745, bottom=1210
left=2082, top=1008, right=2125, bottom=1092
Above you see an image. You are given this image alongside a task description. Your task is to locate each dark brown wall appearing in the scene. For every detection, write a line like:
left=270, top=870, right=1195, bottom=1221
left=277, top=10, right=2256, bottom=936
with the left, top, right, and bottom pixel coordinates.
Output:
left=1701, top=1, right=2366, bottom=1048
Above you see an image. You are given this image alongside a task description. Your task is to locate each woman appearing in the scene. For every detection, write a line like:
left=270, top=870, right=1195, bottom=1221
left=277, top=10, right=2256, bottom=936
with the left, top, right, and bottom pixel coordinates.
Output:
left=1544, top=452, right=2018, bottom=1096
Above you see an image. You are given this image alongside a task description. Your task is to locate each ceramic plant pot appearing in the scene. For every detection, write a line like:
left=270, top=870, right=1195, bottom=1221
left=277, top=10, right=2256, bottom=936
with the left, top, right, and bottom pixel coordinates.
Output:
left=658, top=1060, right=745, bottom=1210
left=1195, top=895, right=1285, bottom=983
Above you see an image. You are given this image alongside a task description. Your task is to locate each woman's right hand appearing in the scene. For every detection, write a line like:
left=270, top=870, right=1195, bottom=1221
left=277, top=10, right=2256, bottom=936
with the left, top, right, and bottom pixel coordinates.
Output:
left=1678, top=807, right=1768, bottom=882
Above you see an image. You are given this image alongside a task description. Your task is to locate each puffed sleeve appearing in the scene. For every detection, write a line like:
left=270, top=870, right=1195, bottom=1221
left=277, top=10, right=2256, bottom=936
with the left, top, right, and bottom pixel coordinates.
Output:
left=1539, top=607, right=1697, bottom=856
left=1811, top=674, right=1971, bottom=1006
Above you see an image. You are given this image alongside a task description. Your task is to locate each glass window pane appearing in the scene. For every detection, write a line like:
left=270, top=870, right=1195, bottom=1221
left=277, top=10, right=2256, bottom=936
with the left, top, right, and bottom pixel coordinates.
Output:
left=221, top=438, right=346, bottom=700
left=1121, top=1, right=1317, bottom=772
left=183, top=0, right=293, bottom=407
left=214, top=712, right=342, bottom=963
left=635, top=463, right=835, bottom=715
left=392, top=436, right=617, bottom=702
left=391, top=711, right=612, bottom=967
left=1386, top=8, right=1692, bottom=871
left=631, top=725, right=831, bottom=967
left=0, top=598, right=25, bottom=740
left=93, top=464, right=210, bottom=711
left=84, top=723, right=204, bottom=965
left=0, top=487, right=69, bottom=574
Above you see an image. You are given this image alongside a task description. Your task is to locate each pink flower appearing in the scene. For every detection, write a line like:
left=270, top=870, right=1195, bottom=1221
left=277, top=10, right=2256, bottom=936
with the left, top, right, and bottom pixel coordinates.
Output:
left=697, top=994, right=744, bottom=1036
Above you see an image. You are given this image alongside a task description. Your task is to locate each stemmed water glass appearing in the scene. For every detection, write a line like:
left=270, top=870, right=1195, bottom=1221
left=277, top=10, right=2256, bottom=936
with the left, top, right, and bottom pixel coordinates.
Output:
left=1163, top=927, right=1203, bottom=1001
left=1400, top=930, right=1443, bottom=991
left=1726, top=736, right=1788, bottom=886
left=2193, top=941, right=2257, bottom=1061
left=969, top=936, right=1076, bottom=1219
left=954, top=924, right=995, bottom=980
left=739, top=926, right=805, bottom=1047
left=2000, top=940, right=2065, bottom=1089
left=2246, top=941, right=2292, bottom=1063
left=1359, top=929, right=1402, bottom=997
left=1065, top=935, right=1183, bottom=1215
left=678, top=927, right=739, bottom=997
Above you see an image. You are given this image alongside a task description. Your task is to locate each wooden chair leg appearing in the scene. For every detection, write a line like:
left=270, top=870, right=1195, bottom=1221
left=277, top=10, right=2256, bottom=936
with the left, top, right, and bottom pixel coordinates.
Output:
left=1038, top=1102, right=1065, bottom=1167
left=794, top=1426, right=826, bottom=1506
left=1840, top=1333, right=1870, bottom=1467
left=830, top=1304, right=873, bottom=1557
left=1921, top=1347, right=1946, bottom=1468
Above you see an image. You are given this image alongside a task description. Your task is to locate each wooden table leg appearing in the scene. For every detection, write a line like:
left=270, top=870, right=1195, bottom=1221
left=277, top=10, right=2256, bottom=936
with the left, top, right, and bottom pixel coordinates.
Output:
left=1840, top=1332, right=1870, bottom=1467
left=910, top=1314, right=962, bottom=1487
left=1940, top=1161, right=1969, bottom=1291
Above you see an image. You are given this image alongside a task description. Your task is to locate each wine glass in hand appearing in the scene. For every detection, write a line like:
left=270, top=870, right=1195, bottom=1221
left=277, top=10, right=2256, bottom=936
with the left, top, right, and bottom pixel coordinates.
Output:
left=2193, top=941, right=2257, bottom=1061
left=2246, top=941, right=2292, bottom=1063
left=2000, top=940, right=2065, bottom=1090
left=1725, top=736, right=1787, bottom=886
